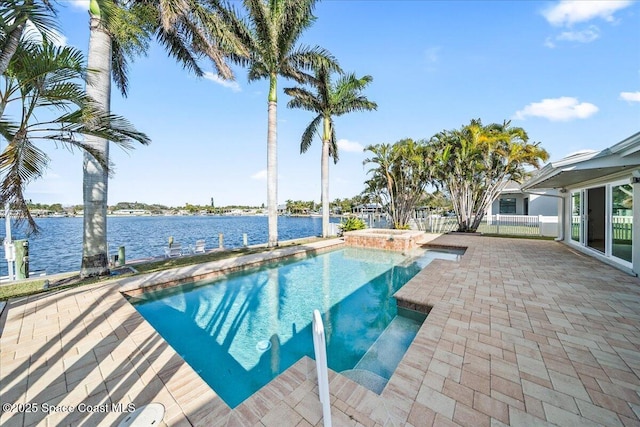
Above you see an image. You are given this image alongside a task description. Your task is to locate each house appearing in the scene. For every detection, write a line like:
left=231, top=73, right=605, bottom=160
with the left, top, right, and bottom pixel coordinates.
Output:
left=488, top=181, right=558, bottom=216
left=522, top=131, right=640, bottom=275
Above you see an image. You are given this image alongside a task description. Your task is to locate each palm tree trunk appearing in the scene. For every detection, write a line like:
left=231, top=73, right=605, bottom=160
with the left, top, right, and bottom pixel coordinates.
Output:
left=80, top=13, right=111, bottom=277
left=0, top=18, right=26, bottom=77
left=321, top=118, right=330, bottom=237
left=267, top=73, right=278, bottom=247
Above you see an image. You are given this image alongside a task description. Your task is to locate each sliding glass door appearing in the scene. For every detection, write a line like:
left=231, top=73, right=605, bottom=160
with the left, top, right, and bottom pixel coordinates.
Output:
left=570, top=181, right=633, bottom=267
left=587, top=187, right=606, bottom=253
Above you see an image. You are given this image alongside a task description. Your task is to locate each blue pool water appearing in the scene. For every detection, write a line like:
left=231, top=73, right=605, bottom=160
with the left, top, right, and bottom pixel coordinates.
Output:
left=129, top=246, right=462, bottom=408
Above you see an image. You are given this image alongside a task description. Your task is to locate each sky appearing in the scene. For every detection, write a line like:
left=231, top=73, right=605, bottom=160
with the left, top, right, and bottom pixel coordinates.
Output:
left=17, top=0, right=640, bottom=207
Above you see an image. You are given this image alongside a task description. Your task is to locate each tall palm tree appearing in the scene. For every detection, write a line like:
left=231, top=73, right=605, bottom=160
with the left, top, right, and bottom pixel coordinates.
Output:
left=81, top=0, right=115, bottom=276
left=81, top=0, right=244, bottom=277
left=284, top=67, right=377, bottom=237
left=220, top=0, right=339, bottom=247
left=0, top=39, right=150, bottom=231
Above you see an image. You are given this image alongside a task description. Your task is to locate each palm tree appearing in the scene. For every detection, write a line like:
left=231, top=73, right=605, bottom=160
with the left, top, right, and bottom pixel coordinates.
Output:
left=81, top=0, right=244, bottom=276
left=429, top=119, right=549, bottom=232
left=0, top=0, right=58, bottom=76
left=284, top=67, right=377, bottom=237
left=220, top=0, right=339, bottom=247
left=363, top=139, right=433, bottom=229
left=0, top=39, right=150, bottom=231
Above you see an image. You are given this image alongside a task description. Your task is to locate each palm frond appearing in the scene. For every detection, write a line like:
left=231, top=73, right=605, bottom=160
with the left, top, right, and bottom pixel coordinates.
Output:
left=300, top=114, right=321, bottom=153
left=283, top=86, right=319, bottom=111
left=277, top=0, right=316, bottom=62
left=0, top=133, right=50, bottom=231
left=57, top=103, right=151, bottom=148
left=328, top=119, right=338, bottom=163
left=285, top=45, right=340, bottom=80
left=157, top=0, right=189, bottom=32
left=154, top=25, right=204, bottom=77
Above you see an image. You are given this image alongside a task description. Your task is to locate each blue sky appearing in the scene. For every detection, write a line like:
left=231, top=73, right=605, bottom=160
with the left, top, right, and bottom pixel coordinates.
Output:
left=22, top=0, right=640, bottom=207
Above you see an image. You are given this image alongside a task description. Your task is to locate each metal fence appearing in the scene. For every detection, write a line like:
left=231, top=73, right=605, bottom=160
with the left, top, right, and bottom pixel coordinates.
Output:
left=480, top=214, right=543, bottom=236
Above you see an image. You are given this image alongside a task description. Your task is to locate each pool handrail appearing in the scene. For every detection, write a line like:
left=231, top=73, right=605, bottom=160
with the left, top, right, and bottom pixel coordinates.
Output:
left=312, top=309, right=332, bottom=427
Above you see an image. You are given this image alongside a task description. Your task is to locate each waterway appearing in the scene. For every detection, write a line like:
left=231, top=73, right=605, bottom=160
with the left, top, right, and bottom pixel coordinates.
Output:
left=0, top=215, right=358, bottom=277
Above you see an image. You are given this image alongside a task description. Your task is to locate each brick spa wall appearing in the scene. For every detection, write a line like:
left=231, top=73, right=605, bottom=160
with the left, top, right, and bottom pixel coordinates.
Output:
left=343, top=229, right=423, bottom=252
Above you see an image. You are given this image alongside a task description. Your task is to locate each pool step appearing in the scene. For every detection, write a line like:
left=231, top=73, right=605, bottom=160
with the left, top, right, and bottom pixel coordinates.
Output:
left=340, top=369, right=387, bottom=394
left=343, top=315, right=423, bottom=393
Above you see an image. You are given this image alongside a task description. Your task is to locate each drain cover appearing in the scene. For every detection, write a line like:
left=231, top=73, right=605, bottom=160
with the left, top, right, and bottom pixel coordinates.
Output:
left=117, top=403, right=165, bottom=427
left=256, top=340, right=272, bottom=352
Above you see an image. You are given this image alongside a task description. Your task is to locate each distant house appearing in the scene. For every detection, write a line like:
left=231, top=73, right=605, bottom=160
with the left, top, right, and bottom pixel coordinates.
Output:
left=522, top=132, right=640, bottom=274
left=352, top=203, right=384, bottom=214
left=110, top=209, right=151, bottom=216
left=489, top=181, right=558, bottom=216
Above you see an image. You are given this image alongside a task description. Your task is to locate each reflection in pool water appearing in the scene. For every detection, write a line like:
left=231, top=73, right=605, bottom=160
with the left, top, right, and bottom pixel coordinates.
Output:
left=129, top=246, right=462, bottom=407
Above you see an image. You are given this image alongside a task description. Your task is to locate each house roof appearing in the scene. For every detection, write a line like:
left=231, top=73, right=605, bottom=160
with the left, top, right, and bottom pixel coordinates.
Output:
left=522, top=132, right=640, bottom=190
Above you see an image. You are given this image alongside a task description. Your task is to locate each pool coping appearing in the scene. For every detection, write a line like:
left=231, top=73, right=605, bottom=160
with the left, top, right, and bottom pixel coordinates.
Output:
left=119, top=238, right=344, bottom=297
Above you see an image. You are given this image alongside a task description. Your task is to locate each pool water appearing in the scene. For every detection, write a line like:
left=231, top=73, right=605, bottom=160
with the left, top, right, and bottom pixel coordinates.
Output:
left=129, top=246, right=462, bottom=408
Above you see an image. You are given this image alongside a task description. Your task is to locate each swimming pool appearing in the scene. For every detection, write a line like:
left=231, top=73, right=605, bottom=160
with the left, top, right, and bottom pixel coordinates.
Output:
left=128, top=246, right=462, bottom=408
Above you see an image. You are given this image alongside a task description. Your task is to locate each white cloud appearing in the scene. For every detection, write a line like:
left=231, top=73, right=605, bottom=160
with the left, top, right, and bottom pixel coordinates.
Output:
left=620, top=91, right=640, bottom=102
left=542, top=0, right=633, bottom=26
left=251, top=170, right=267, bottom=180
left=337, top=139, right=364, bottom=153
left=203, top=72, right=241, bottom=92
left=24, top=21, right=67, bottom=46
left=556, top=26, right=600, bottom=43
left=514, top=97, right=599, bottom=121
left=70, top=0, right=89, bottom=10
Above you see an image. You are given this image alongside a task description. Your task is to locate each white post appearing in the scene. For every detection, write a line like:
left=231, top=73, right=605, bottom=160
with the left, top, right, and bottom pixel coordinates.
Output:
left=312, top=309, right=332, bottom=427
left=538, top=215, right=543, bottom=236
left=4, top=203, right=14, bottom=281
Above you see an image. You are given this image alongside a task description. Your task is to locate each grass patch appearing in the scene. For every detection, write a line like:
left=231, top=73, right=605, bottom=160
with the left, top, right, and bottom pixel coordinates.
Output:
left=133, top=247, right=271, bottom=274
left=0, top=237, right=324, bottom=301
left=0, top=272, right=100, bottom=301
left=0, top=280, right=48, bottom=301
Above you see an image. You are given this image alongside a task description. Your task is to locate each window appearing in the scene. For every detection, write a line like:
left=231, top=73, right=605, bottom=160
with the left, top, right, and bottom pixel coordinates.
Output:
left=499, top=198, right=516, bottom=214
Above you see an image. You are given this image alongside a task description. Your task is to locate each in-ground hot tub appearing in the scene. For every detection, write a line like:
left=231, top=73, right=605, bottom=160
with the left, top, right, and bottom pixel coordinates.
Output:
left=343, top=229, right=424, bottom=251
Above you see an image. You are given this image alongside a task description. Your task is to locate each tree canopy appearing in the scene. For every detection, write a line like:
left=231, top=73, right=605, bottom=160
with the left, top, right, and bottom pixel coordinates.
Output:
left=363, top=138, right=433, bottom=229
left=428, top=119, right=549, bottom=232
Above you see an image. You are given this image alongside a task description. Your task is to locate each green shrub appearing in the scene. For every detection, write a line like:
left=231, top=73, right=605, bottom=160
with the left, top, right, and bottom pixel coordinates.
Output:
left=339, top=217, right=367, bottom=235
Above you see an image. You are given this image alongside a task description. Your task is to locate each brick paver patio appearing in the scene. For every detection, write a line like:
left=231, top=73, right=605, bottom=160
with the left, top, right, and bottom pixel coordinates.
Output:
left=1, top=235, right=639, bottom=426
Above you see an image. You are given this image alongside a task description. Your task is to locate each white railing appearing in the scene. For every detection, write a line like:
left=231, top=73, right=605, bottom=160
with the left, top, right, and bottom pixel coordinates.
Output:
left=411, top=216, right=458, bottom=233
left=312, top=309, right=332, bottom=427
left=612, top=216, right=633, bottom=241
left=413, top=213, right=559, bottom=237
